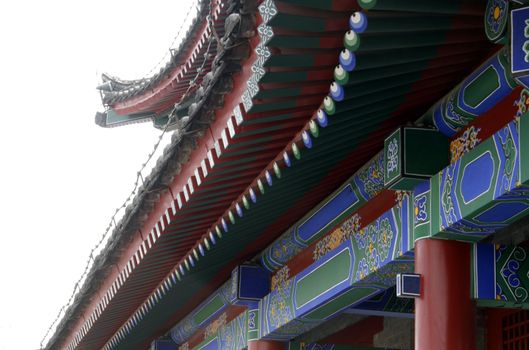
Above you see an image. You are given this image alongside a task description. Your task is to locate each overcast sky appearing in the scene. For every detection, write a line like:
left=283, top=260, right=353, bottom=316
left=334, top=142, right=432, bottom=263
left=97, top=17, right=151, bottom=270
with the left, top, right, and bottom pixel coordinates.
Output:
left=0, top=1, right=195, bottom=348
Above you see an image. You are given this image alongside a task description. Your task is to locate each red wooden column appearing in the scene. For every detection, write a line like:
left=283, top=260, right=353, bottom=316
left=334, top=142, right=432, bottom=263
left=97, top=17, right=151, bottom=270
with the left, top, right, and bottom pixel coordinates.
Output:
left=248, top=340, right=285, bottom=350
left=415, top=239, right=476, bottom=350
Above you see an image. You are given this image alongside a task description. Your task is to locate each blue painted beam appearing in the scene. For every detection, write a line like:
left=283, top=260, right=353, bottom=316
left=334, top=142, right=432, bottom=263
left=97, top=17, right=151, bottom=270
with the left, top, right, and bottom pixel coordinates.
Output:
left=191, top=311, right=248, bottom=350
left=170, top=264, right=269, bottom=344
left=258, top=196, right=414, bottom=340
left=413, top=116, right=529, bottom=243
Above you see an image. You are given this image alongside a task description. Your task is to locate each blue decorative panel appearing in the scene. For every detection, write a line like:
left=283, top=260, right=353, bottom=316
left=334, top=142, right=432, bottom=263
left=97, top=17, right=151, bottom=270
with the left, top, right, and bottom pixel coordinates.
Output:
left=196, top=338, right=220, bottom=350
left=472, top=244, right=497, bottom=300
left=511, top=7, right=529, bottom=77
left=151, top=339, right=178, bottom=350
left=460, top=152, right=494, bottom=203
left=473, top=201, right=529, bottom=223
left=472, top=244, right=529, bottom=309
left=429, top=119, right=529, bottom=242
left=297, top=185, right=360, bottom=243
left=236, top=264, right=270, bottom=305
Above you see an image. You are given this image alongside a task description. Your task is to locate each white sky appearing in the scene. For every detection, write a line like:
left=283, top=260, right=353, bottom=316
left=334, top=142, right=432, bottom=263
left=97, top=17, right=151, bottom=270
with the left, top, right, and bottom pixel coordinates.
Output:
left=0, top=1, right=195, bottom=349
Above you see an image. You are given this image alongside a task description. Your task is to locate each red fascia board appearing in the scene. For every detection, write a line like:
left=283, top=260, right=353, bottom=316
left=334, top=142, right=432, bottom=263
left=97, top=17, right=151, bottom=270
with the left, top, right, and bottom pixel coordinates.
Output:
left=58, top=29, right=261, bottom=350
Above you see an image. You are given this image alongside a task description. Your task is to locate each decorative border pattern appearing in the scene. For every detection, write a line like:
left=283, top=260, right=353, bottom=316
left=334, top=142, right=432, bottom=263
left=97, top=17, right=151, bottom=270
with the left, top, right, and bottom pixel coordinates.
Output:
left=424, top=48, right=517, bottom=137
left=259, top=196, right=414, bottom=340
left=472, top=243, right=529, bottom=308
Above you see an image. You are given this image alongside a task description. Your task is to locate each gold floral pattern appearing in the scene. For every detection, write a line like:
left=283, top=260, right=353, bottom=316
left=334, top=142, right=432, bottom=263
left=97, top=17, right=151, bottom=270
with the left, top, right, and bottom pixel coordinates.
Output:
left=312, top=214, right=361, bottom=261
left=450, top=126, right=481, bottom=162
left=204, top=312, right=228, bottom=339
left=271, top=265, right=290, bottom=292
left=515, top=89, right=529, bottom=118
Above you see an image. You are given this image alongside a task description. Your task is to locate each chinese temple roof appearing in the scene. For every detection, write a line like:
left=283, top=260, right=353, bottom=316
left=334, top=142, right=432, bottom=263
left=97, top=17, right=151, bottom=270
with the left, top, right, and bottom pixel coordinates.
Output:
left=48, top=0, right=497, bottom=349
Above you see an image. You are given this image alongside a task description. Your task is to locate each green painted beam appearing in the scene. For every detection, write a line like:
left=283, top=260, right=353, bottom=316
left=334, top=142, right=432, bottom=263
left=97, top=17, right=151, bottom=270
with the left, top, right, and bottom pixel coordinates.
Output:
left=258, top=195, right=414, bottom=340
left=413, top=114, right=529, bottom=243
left=192, top=311, right=248, bottom=350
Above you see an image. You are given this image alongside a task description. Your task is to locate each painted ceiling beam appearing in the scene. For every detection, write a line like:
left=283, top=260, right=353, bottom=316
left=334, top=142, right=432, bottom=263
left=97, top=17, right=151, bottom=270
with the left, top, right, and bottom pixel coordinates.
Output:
left=261, top=126, right=448, bottom=274
left=258, top=195, right=414, bottom=341
left=414, top=115, right=529, bottom=243
left=170, top=264, right=269, bottom=345
left=190, top=310, right=249, bottom=350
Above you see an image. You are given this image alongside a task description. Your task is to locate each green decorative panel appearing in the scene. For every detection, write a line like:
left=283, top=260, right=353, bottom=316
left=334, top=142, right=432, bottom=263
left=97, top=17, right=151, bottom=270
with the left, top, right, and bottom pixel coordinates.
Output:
left=171, top=264, right=269, bottom=344
left=258, top=195, right=414, bottom=340
left=383, top=127, right=449, bottom=191
left=384, top=129, right=402, bottom=187
left=247, top=309, right=259, bottom=341
left=192, top=311, right=248, bottom=350
left=485, top=0, right=509, bottom=43
left=412, top=181, right=432, bottom=242
left=472, top=244, right=529, bottom=309
left=193, top=295, right=226, bottom=326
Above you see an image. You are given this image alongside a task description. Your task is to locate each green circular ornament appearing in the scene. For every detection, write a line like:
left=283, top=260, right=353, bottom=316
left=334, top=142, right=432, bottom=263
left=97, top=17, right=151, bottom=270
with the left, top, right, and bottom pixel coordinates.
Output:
left=344, top=30, right=360, bottom=52
left=258, top=178, right=265, bottom=194
left=242, top=195, right=250, bottom=209
left=358, top=0, right=377, bottom=10
left=485, top=0, right=509, bottom=44
left=273, top=162, right=282, bottom=179
left=292, top=142, right=301, bottom=160
left=323, top=96, right=336, bottom=115
left=334, top=64, right=349, bottom=85
left=309, top=120, right=319, bottom=137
